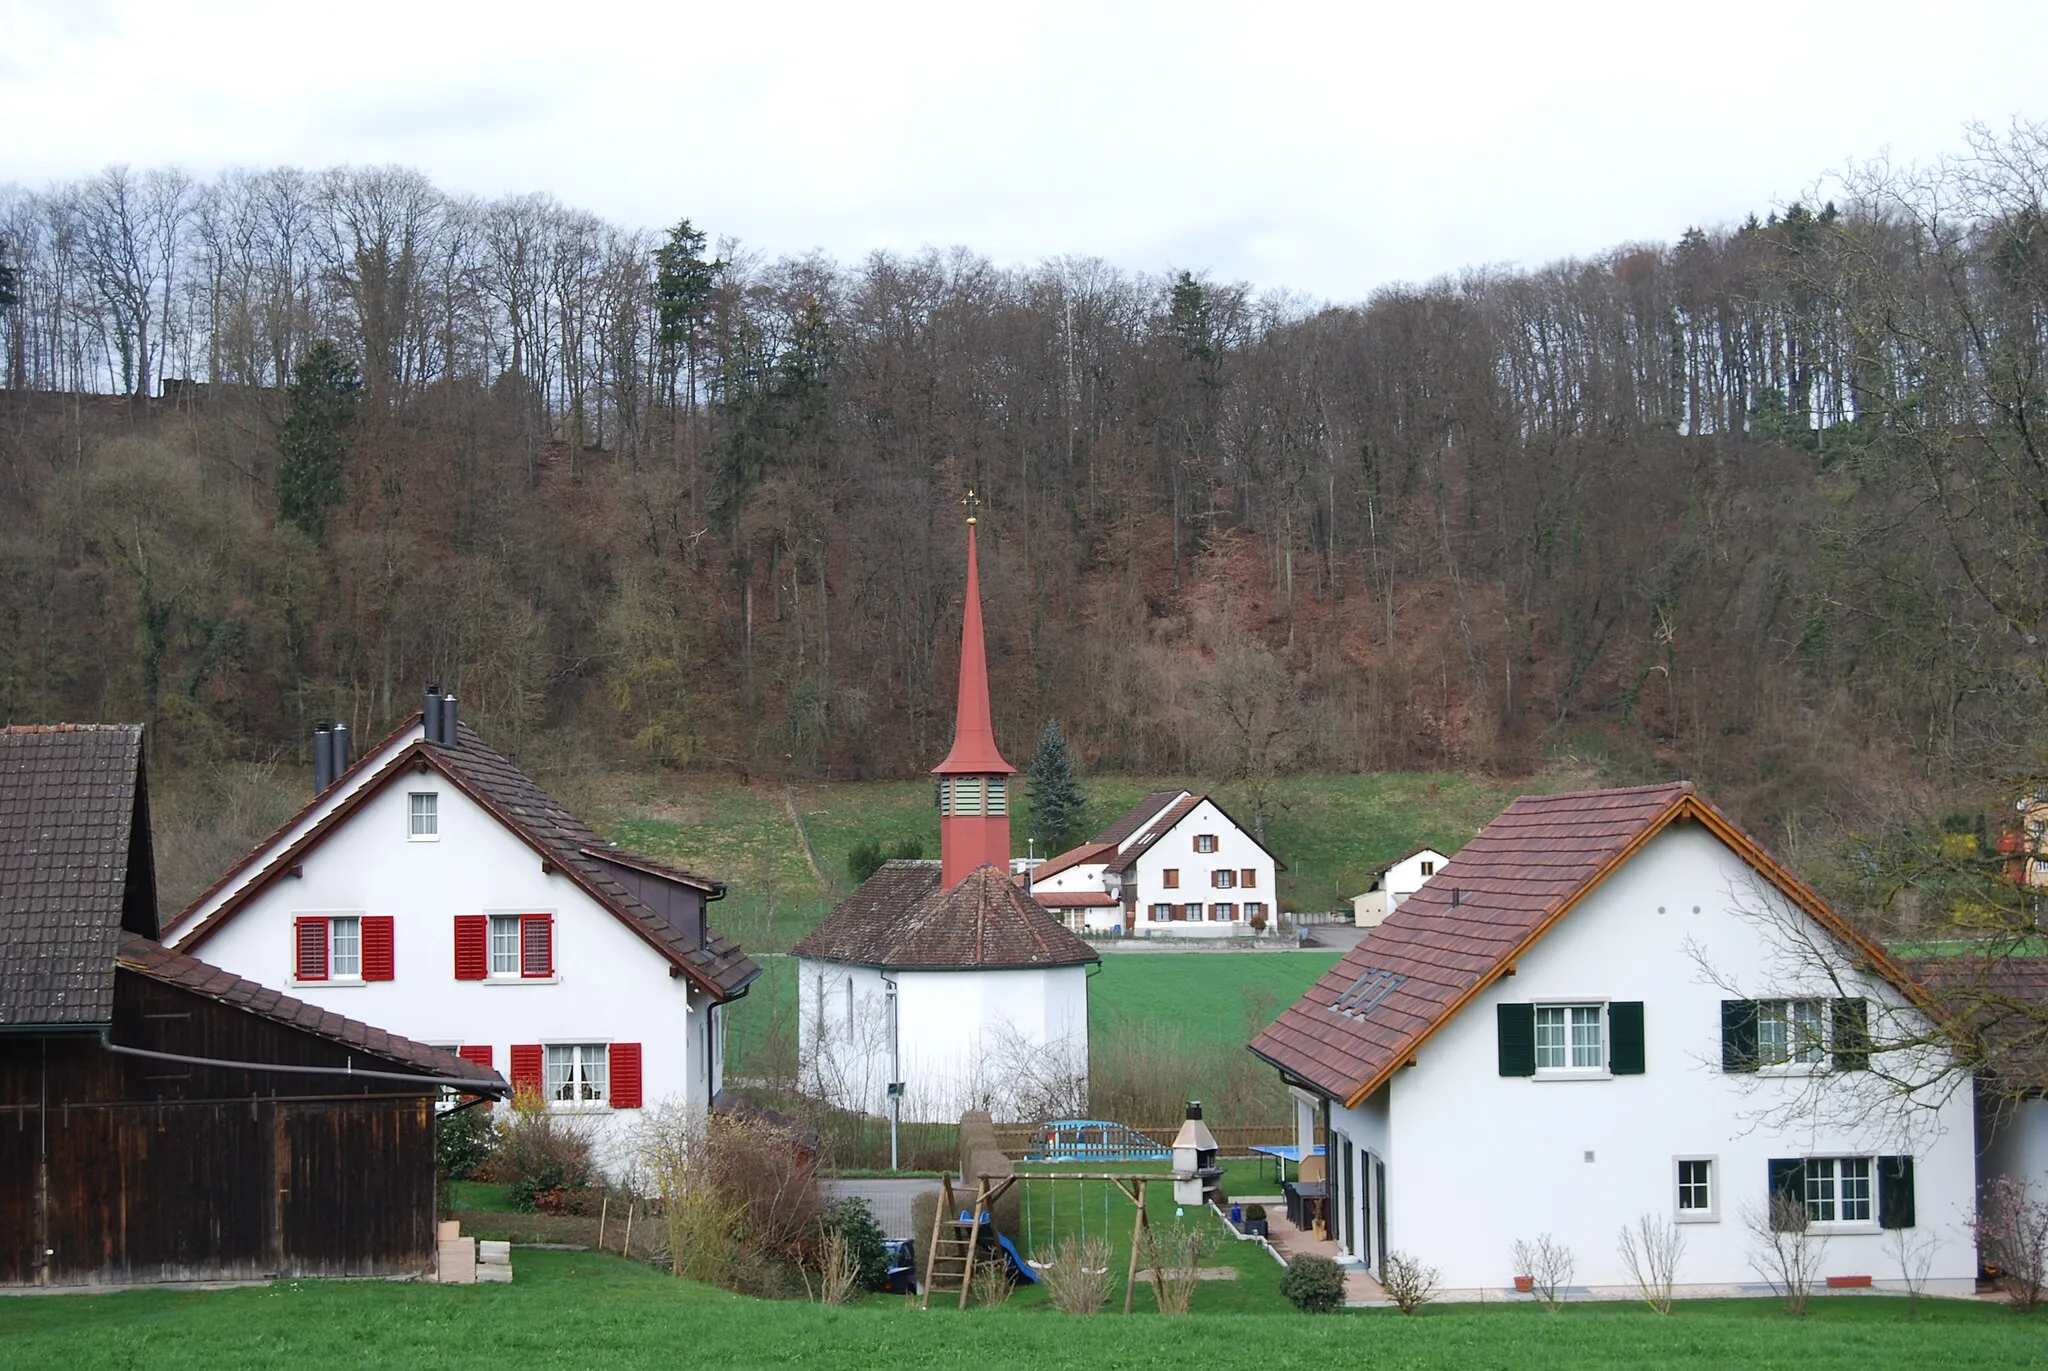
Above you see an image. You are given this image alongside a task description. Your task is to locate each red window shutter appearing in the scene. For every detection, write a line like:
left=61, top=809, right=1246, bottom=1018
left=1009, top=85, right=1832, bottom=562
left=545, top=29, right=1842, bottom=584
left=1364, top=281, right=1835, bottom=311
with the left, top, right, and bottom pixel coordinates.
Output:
left=457, top=1044, right=494, bottom=1071
left=453, top=914, right=488, bottom=980
left=1242, top=868, right=1257, bottom=888
left=610, top=1042, right=643, bottom=1109
left=361, top=915, right=395, bottom=980
left=510, top=1044, right=544, bottom=1096
left=520, top=913, right=554, bottom=977
left=295, top=917, right=328, bottom=980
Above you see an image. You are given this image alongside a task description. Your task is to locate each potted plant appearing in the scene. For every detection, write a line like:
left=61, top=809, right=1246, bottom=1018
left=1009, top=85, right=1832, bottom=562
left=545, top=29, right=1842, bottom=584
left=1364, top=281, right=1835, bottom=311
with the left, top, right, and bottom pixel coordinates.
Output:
left=1244, top=1203, right=1268, bottom=1238
left=1513, top=1274, right=1534, bottom=1293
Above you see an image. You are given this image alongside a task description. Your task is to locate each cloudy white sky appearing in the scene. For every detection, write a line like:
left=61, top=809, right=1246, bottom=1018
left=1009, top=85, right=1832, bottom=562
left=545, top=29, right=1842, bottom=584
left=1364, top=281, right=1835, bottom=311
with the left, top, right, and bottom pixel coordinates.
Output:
left=4, top=0, right=2045, bottom=301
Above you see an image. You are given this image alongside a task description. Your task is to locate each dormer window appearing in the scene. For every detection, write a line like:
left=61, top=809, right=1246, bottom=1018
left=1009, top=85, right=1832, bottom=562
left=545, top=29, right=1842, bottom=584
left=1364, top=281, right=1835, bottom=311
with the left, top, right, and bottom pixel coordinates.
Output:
left=409, top=792, right=439, bottom=840
left=1421, top=861, right=1436, bottom=877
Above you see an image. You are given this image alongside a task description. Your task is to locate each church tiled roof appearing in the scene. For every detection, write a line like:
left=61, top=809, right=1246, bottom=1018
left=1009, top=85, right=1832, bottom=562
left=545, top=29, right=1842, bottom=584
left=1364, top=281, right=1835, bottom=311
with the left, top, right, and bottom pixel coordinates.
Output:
left=795, top=861, right=1098, bottom=971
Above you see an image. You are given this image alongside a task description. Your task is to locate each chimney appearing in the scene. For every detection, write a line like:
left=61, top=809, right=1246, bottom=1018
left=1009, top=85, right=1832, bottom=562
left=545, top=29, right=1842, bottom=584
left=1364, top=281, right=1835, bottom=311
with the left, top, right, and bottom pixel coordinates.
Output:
left=331, top=723, right=350, bottom=777
left=424, top=683, right=443, bottom=745
left=441, top=693, right=459, bottom=746
left=1171, top=1100, right=1221, bottom=1207
left=313, top=723, right=333, bottom=794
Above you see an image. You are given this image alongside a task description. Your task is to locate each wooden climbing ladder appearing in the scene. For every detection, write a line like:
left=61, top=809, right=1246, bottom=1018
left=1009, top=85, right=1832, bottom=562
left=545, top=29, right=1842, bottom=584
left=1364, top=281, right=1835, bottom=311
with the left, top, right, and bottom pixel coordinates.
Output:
left=918, top=1172, right=1019, bottom=1309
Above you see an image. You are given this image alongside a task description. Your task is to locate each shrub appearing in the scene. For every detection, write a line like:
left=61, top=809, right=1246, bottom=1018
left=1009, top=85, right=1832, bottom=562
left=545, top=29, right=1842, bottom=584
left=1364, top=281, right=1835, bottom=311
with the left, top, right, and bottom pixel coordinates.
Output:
left=1972, top=1174, right=2048, bottom=1313
left=436, top=1106, right=497, bottom=1182
left=633, top=1101, right=825, bottom=1294
left=1280, top=1253, right=1346, bottom=1313
left=1040, top=1234, right=1114, bottom=1315
left=812, top=1230, right=859, bottom=1305
left=848, top=835, right=924, bottom=885
left=1617, top=1214, right=1685, bottom=1315
left=823, top=1196, right=890, bottom=1291
left=488, top=1088, right=594, bottom=1212
left=971, top=1257, right=1014, bottom=1307
left=1382, top=1251, right=1440, bottom=1314
left=1745, top=1194, right=1826, bottom=1315
left=1147, top=1221, right=1208, bottom=1314
left=1510, top=1233, right=1575, bottom=1311
left=1243, top=1203, right=1266, bottom=1222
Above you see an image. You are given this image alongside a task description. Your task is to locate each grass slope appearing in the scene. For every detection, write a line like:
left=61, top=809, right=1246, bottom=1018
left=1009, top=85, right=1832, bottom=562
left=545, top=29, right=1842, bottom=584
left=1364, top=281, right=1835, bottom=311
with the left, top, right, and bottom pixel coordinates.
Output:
left=724, top=951, right=1339, bottom=1085
left=1, top=1248, right=2033, bottom=1371
left=578, top=768, right=1563, bottom=953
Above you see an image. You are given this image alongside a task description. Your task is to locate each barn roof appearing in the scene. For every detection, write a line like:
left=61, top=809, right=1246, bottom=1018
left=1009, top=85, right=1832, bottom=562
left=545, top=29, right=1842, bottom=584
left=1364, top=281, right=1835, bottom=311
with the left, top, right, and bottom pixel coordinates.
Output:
left=1249, top=782, right=1916, bottom=1107
left=0, top=724, right=157, bottom=1029
left=795, top=860, right=1099, bottom=970
left=167, top=716, right=759, bottom=1002
left=1092, top=791, right=1188, bottom=847
left=117, top=932, right=504, bottom=1087
left=1901, top=954, right=2048, bottom=1098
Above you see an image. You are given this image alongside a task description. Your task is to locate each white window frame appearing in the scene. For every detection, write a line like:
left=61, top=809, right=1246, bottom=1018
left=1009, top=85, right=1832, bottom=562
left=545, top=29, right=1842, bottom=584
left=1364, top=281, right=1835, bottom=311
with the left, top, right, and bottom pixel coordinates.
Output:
left=1803, top=1156, right=1877, bottom=1229
left=543, top=1041, right=610, bottom=1109
left=294, top=911, right=365, bottom=985
left=1674, top=1155, right=1719, bottom=1223
left=484, top=910, right=558, bottom=982
left=1533, top=1000, right=1610, bottom=1079
left=408, top=791, right=440, bottom=841
left=1757, top=998, right=1828, bottom=1069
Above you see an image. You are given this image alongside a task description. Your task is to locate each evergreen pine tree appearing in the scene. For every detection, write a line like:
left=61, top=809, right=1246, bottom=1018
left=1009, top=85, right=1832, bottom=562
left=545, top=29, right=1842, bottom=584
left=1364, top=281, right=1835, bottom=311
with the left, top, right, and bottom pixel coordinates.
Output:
left=277, top=340, right=361, bottom=543
left=1026, top=719, right=1087, bottom=854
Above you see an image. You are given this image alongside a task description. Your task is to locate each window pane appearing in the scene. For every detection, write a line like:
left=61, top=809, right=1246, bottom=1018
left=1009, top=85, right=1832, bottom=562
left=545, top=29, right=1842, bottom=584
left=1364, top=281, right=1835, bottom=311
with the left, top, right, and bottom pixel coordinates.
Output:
left=1535, top=1007, right=1566, bottom=1069
left=1678, top=1160, right=1711, bottom=1211
left=579, top=1044, right=608, bottom=1102
left=490, top=916, right=520, bottom=973
left=1571, top=1006, right=1604, bottom=1068
left=1757, top=1003, right=1789, bottom=1066
left=1805, top=1161, right=1836, bottom=1222
left=410, top=792, right=438, bottom=836
left=1791, top=1001, right=1826, bottom=1063
left=1839, top=1158, right=1871, bottom=1221
left=546, top=1045, right=576, bottom=1102
left=329, top=916, right=361, bottom=977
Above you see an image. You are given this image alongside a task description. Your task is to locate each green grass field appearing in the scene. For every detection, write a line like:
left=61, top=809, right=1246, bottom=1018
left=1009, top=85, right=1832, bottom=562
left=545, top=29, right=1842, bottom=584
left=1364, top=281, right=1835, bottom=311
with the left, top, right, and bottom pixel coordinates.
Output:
left=723, top=951, right=1340, bottom=1092
left=2, top=1245, right=2034, bottom=1370
left=574, top=768, right=1569, bottom=952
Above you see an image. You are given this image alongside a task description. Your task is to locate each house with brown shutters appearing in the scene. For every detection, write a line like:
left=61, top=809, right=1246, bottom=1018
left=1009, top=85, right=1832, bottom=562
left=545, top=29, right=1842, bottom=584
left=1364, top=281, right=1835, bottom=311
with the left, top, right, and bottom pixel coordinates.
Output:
left=0, top=724, right=504, bottom=1286
left=1249, top=782, right=1980, bottom=1298
left=159, top=690, right=760, bottom=1165
left=1029, top=790, right=1282, bottom=936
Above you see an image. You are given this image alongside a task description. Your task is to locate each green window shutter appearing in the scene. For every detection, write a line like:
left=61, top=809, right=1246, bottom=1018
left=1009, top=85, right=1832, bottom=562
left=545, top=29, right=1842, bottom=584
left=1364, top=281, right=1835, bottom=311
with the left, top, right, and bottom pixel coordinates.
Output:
left=1497, top=1003, right=1536, bottom=1077
left=1878, top=1156, right=1916, bottom=1229
left=1609, top=1001, right=1646, bottom=1075
left=1721, top=1000, right=1759, bottom=1073
left=1766, top=1158, right=1806, bottom=1230
left=1831, top=999, right=1871, bottom=1072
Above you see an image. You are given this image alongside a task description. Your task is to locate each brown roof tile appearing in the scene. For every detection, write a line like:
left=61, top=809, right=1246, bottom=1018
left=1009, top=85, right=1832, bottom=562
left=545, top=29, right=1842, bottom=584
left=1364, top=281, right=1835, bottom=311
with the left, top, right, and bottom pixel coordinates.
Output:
left=1092, top=791, right=1188, bottom=847
left=1027, top=841, right=1117, bottom=884
left=1251, top=783, right=1761, bottom=1104
left=115, top=932, right=504, bottom=1086
left=0, top=724, right=154, bottom=1027
left=795, top=861, right=1099, bottom=970
left=1901, top=954, right=2048, bottom=1096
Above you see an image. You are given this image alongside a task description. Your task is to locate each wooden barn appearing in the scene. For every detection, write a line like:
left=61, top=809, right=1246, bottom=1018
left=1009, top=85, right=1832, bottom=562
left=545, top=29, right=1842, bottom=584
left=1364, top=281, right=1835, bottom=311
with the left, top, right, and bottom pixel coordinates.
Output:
left=0, top=724, right=505, bottom=1287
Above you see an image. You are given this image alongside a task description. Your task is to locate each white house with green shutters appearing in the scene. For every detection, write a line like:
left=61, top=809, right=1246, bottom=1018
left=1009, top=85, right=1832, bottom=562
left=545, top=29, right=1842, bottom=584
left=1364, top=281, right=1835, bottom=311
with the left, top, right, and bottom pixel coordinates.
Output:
left=1251, top=783, right=1980, bottom=1299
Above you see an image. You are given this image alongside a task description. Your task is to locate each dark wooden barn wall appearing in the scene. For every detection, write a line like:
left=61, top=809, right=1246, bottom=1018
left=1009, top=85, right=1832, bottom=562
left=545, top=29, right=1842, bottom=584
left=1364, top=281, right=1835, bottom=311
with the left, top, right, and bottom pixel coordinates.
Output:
left=0, top=970, right=440, bottom=1285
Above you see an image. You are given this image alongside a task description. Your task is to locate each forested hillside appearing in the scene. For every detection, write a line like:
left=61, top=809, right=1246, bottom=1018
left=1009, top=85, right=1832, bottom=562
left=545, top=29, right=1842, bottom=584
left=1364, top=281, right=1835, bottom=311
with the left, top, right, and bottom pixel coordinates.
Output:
left=4, top=123, right=2046, bottom=852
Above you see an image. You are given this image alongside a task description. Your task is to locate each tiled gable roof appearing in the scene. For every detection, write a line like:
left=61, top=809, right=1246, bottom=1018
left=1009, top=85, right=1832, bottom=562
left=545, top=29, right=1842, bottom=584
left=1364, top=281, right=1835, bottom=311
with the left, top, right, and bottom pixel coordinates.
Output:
left=1092, top=791, right=1188, bottom=848
left=795, top=861, right=1099, bottom=970
left=1901, top=954, right=2048, bottom=1097
left=117, top=932, right=504, bottom=1086
left=1249, top=782, right=1899, bottom=1106
left=0, top=725, right=154, bottom=1028
left=173, top=717, right=759, bottom=1001
left=1105, top=794, right=1207, bottom=874
left=1026, top=841, right=1116, bottom=884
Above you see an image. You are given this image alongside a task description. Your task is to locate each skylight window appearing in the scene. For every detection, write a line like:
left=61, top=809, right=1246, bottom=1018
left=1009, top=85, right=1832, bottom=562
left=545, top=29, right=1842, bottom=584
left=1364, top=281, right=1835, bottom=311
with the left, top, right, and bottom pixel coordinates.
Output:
left=1331, top=967, right=1407, bottom=1018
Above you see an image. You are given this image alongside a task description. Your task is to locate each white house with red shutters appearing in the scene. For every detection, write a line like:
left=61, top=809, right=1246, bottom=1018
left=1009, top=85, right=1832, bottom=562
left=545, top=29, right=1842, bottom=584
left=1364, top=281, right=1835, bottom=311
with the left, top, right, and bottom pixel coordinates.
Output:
left=159, top=690, right=759, bottom=1164
left=1029, top=791, right=1282, bottom=937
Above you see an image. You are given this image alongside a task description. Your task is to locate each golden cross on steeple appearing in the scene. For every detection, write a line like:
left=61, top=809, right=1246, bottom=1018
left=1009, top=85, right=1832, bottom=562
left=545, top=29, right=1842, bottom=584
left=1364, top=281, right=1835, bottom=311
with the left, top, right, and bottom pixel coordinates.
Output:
left=962, top=488, right=980, bottom=525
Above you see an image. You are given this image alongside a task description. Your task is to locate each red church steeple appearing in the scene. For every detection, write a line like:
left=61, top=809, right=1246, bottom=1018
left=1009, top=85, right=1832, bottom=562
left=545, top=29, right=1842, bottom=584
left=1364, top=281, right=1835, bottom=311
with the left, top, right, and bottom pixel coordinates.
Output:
left=934, top=494, right=1016, bottom=888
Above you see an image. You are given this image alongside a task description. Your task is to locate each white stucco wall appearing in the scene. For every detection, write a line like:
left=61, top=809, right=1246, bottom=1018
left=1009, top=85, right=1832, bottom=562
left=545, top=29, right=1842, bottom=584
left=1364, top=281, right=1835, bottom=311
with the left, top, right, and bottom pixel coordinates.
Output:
left=172, top=765, right=710, bottom=1168
left=1981, top=1097, right=2048, bottom=1197
left=1126, top=800, right=1277, bottom=937
left=1322, top=823, right=1978, bottom=1296
left=797, top=958, right=1090, bottom=1123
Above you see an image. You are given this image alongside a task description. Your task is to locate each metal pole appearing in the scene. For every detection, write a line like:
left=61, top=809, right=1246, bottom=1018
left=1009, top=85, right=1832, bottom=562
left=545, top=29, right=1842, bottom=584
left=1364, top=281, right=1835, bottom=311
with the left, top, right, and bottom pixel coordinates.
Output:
left=884, top=973, right=900, bottom=1171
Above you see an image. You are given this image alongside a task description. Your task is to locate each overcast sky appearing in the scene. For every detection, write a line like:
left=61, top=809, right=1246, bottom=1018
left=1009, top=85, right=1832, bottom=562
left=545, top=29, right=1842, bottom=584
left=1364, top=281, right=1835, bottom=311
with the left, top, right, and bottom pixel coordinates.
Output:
left=5, top=0, right=2046, bottom=302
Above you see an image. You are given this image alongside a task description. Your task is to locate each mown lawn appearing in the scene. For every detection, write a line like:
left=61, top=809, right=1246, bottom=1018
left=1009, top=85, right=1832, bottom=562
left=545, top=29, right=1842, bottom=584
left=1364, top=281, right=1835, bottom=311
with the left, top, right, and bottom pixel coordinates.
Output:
left=1, top=1247, right=2035, bottom=1371
left=724, top=951, right=1338, bottom=1085
left=573, top=768, right=1577, bottom=952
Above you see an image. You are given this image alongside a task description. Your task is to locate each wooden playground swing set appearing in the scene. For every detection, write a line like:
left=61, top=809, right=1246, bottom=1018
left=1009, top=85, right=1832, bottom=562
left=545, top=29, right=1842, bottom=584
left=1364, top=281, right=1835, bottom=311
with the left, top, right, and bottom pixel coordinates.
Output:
left=918, top=1171, right=1171, bottom=1313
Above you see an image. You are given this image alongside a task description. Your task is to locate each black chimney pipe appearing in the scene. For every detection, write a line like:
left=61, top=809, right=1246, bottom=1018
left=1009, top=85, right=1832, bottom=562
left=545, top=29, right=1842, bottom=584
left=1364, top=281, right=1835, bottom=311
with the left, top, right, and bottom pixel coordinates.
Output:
left=441, top=694, right=458, bottom=746
left=331, top=723, right=350, bottom=777
left=313, top=723, right=333, bottom=794
left=424, top=683, right=444, bottom=745
left=1186, top=1100, right=1204, bottom=1120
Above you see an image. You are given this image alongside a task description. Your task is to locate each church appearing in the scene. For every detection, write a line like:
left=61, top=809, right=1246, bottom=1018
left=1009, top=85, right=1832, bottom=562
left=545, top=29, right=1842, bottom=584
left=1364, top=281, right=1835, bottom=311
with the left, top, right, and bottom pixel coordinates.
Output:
left=792, top=505, right=1096, bottom=1124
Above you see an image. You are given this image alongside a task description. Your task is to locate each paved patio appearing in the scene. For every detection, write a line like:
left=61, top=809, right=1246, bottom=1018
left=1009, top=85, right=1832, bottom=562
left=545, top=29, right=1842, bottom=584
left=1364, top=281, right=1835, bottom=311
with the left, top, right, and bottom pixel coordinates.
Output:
left=1240, top=1195, right=1387, bottom=1305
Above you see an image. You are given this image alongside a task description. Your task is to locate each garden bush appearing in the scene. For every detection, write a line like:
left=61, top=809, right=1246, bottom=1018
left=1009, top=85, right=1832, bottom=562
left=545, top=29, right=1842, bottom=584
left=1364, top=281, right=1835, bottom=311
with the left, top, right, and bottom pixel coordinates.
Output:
left=823, top=1196, right=891, bottom=1291
left=1279, top=1253, right=1346, bottom=1313
left=436, top=1106, right=497, bottom=1181
left=485, top=1088, right=594, bottom=1212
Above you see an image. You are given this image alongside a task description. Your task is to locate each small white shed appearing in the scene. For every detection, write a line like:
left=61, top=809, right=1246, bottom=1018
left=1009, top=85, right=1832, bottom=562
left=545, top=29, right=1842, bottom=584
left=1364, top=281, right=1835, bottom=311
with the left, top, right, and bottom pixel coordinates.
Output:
left=1352, top=847, right=1448, bottom=927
